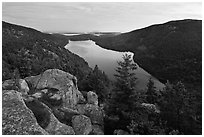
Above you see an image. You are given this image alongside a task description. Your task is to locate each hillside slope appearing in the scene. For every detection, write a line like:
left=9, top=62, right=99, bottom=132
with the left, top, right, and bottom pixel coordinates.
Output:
left=2, top=21, right=92, bottom=82
left=93, top=19, right=202, bottom=86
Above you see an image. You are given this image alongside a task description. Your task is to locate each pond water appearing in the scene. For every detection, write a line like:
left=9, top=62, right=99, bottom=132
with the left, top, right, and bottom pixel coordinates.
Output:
left=65, top=40, right=164, bottom=91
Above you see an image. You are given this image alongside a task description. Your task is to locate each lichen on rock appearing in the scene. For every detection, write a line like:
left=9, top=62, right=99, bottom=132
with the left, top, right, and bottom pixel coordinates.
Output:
left=72, top=115, right=92, bottom=135
left=2, top=90, right=48, bottom=135
left=25, top=69, right=85, bottom=108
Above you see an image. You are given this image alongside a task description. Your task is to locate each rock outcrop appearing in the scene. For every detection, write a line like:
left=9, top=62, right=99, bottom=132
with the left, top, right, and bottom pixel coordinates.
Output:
left=42, top=103, right=75, bottom=135
left=2, top=79, right=29, bottom=96
left=87, top=91, right=98, bottom=105
left=2, top=90, right=48, bottom=135
left=25, top=69, right=85, bottom=108
left=72, top=115, right=92, bottom=135
left=76, top=103, right=104, bottom=135
left=76, top=104, right=104, bottom=126
left=2, top=69, right=104, bottom=135
left=53, top=107, right=80, bottom=126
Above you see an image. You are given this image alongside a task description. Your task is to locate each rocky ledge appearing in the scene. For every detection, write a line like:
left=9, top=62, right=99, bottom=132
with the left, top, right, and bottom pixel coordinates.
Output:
left=2, top=69, right=104, bottom=135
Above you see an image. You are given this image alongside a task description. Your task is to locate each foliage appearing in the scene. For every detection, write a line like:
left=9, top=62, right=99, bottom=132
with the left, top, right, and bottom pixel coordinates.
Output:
left=111, top=53, right=137, bottom=113
left=105, top=53, right=139, bottom=133
left=94, top=19, right=202, bottom=84
left=146, top=78, right=158, bottom=104
left=2, top=21, right=92, bottom=86
left=127, top=93, right=164, bottom=134
left=79, top=65, right=110, bottom=103
left=105, top=53, right=165, bottom=135
left=158, top=81, right=202, bottom=134
left=127, top=118, right=165, bottom=135
left=94, top=20, right=202, bottom=135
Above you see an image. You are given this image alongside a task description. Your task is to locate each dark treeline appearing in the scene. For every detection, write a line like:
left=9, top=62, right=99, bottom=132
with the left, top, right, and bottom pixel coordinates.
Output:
left=104, top=54, right=202, bottom=135
left=2, top=21, right=202, bottom=135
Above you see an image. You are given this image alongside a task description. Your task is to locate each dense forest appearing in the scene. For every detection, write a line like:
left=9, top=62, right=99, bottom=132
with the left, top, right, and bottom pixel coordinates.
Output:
left=104, top=54, right=202, bottom=134
left=2, top=21, right=94, bottom=91
left=2, top=20, right=202, bottom=135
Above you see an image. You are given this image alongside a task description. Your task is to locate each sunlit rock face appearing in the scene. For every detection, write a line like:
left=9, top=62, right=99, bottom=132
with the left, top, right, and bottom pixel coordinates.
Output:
left=25, top=69, right=85, bottom=108
left=2, top=69, right=105, bottom=135
left=2, top=90, right=48, bottom=135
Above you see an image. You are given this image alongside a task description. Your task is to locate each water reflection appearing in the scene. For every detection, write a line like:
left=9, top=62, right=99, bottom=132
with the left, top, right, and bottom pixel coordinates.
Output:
left=65, top=40, right=164, bottom=90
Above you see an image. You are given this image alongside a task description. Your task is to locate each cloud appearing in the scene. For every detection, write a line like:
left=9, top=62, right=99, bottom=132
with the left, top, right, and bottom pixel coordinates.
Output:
left=2, top=2, right=202, bottom=32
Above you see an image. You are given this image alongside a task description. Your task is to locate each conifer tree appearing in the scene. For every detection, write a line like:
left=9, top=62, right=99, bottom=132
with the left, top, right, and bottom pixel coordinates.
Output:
left=146, top=78, right=158, bottom=104
left=80, top=65, right=110, bottom=103
left=112, top=53, right=137, bottom=112
left=159, top=81, right=191, bottom=134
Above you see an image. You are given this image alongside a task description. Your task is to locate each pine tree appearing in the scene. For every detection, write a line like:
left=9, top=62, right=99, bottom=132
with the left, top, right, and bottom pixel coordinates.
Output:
left=159, top=81, right=191, bottom=134
left=112, top=53, right=137, bottom=112
left=146, top=78, right=158, bottom=104
left=80, top=65, right=110, bottom=103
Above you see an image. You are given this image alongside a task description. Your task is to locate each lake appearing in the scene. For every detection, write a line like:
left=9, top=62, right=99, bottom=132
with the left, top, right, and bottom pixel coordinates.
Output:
left=65, top=40, right=164, bottom=91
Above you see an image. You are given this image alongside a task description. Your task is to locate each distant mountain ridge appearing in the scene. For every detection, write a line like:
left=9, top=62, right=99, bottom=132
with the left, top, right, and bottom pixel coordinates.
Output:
left=92, top=19, right=202, bottom=86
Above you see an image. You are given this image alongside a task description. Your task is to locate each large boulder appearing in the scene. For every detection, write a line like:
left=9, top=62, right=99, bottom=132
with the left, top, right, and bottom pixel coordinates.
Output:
left=25, top=99, right=75, bottom=135
left=87, top=91, right=98, bottom=105
left=2, top=90, right=48, bottom=135
left=76, top=104, right=104, bottom=126
left=72, top=115, right=92, bottom=135
left=2, top=79, right=29, bottom=96
left=45, top=109, right=75, bottom=135
left=25, top=69, right=85, bottom=108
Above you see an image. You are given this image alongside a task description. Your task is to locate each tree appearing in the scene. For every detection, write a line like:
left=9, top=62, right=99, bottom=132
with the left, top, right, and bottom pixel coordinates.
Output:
left=111, top=53, right=138, bottom=112
left=79, top=65, right=110, bottom=103
left=104, top=53, right=138, bottom=133
left=158, top=81, right=197, bottom=134
left=146, top=78, right=158, bottom=104
left=105, top=53, right=165, bottom=135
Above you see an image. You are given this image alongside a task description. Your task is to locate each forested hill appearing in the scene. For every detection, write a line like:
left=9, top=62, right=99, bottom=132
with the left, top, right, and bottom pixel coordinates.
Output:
left=93, top=19, right=202, bottom=85
left=2, top=21, right=92, bottom=83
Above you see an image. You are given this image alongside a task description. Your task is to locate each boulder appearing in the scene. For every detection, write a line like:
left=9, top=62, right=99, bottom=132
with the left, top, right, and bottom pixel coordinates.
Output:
left=25, top=69, right=85, bottom=108
left=2, top=90, right=48, bottom=135
left=25, top=99, right=75, bottom=135
left=2, top=79, right=17, bottom=90
left=76, top=104, right=87, bottom=114
left=114, top=129, right=129, bottom=135
left=141, top=103, right=160, bottom=113
left=45, top=113, right=75, bottom=135
left=76, top=104, right=104, bottom=126
left=53, top=107, right=80, bottom=126
left=2, top=79, right=29, bottom=96
left=72, top=115, right=92, bottom=135
left=90, top=125, right=104, bottom=135
left=18, top=79, right=30, bottom=94
left=87, top=91, right=98, bottom=105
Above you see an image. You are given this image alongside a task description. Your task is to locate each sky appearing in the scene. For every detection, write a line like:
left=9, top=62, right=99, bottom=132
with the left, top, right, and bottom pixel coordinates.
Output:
left=2, top=2, right=202, bottom=33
